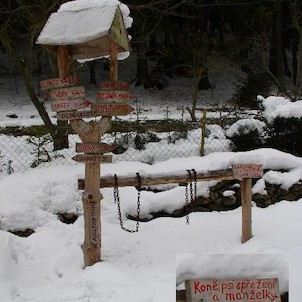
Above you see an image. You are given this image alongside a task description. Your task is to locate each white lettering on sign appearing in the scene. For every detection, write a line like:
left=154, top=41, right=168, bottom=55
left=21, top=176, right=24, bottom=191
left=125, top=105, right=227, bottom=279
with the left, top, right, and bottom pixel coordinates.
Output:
left=186, top=278, right=281, bottom=302
left=49, top=86, right=85, bottom=100
left=232, top=164, right=263, bottom=179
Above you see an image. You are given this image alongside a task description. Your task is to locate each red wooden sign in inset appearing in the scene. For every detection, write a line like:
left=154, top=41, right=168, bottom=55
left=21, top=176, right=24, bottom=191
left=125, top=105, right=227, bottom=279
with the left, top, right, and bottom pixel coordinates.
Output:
left=72, top=154, right=113, bottom=163
left=76, top=143, right=115, bottom=153
left=50, top=86, right=85, bottom=100
left=185, top=278, right=281, bottom=302
left=100, top=81, right=130, bottom=91
left=96, top=90, right=136, bottom=103
left=56, top=110, right=97, bottom=121
left=40, top=77, right=80, bottom=90
left=51, top=98, right=90, bottom=112
left=232, top=163, right=263, bottom=179
left=92, top=103, right=134, bottom=116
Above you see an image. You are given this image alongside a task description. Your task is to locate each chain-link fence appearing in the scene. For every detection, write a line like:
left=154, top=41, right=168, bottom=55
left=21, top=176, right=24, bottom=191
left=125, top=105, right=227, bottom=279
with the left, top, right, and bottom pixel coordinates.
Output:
left=0, top=122, right=233, bottom=175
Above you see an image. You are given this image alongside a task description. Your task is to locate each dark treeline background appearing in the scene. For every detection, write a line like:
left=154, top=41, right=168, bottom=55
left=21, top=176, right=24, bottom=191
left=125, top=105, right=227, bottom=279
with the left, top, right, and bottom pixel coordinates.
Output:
left=1, top=0, right=302, bottom=147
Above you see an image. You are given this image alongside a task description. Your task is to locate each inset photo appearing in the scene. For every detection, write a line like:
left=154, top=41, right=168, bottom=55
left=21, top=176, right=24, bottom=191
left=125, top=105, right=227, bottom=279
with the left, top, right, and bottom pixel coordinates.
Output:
left=176, top=254, right=288, bottom=302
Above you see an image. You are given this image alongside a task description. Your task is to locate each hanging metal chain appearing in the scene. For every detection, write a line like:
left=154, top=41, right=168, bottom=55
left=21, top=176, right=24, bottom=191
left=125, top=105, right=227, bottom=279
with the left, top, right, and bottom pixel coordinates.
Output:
left=114, top=174, right=140, bottom=233
left=185, top=184, right=190, bottom=225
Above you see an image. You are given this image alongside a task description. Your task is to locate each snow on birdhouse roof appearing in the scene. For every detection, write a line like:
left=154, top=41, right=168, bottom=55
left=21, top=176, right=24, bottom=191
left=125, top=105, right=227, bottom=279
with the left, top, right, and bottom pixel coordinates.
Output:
left=36, top=0, right=132, bottom=60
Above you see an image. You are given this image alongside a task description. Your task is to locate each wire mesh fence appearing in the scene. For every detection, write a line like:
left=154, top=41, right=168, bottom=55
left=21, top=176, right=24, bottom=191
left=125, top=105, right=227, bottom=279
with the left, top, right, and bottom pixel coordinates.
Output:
left=0, top=119, right=233, bottom=175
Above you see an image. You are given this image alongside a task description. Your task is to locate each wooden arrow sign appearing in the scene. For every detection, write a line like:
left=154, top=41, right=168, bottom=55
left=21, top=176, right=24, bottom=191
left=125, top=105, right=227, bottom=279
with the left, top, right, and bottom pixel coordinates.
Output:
left=51, top=98, right=91, bottom=112
left=50, top=86, right=85, bottom=100
left=40, top=77, right=80, bottom=90
left=92, top=103, right=134, bottom=116
left=96, top=90, right=136, bottom=103
left=72, top=154, right=113, bottom=163
left=56, top=110, right=97, bottom=121
left=100, top=81, right=130, bottom=91
left=76, top=143, right=116, bottom=153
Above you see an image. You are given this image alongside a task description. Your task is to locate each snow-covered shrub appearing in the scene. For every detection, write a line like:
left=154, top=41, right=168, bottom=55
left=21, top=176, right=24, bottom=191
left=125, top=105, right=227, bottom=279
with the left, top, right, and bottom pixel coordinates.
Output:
left=258, top=95, right=302, bottom=156
left=226, top=118, right=266, bottom=151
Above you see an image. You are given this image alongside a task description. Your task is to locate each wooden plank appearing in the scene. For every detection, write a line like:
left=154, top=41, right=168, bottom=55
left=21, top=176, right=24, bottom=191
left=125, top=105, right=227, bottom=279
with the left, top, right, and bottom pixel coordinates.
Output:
left=233, top=163, right=263, bottom=179
left=96, top=90, right=136, bottom=103
left=76, top=143, right=115, bottom=153
left=51, top=98, right=90, bottom=112
left=40, top=77, right=80, bottom=90
left=56, top=110, right=97, bottom=121
left=100, top=81, right=130, bottom=91
left=185, top=278, right=281, bottom=302
left=73, top=154, right=113, bottom=164
left=241, top=178, right=252, bottom=243
left=49, top=86, right=85, bottom=100
left=92, top=103, right=134, bottom=116
left=78, top=169, right=235, bottom=190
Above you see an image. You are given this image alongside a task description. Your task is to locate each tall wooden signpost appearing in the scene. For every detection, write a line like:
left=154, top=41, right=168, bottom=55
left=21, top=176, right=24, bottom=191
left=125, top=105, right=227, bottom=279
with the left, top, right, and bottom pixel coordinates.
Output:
left=37, top=4, right=132, bottom=267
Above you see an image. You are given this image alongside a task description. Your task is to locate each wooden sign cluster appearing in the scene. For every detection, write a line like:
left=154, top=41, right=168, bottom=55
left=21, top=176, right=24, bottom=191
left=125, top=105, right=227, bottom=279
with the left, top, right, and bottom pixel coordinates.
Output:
left=93, top=81, right=135, bottom=116
left=186, top=278, right=281, bottom=302
left=40, top=77, right=91, bottom=113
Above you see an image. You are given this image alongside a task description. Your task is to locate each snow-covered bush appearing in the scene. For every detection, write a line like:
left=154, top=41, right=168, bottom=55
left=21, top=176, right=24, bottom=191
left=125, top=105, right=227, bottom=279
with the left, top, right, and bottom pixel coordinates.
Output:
left=226, top=118, right=266, bottom=151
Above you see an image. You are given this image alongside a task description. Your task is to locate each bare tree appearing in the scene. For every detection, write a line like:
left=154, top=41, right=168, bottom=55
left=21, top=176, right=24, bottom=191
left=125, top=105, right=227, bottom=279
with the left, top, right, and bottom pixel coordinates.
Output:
left=0, top=0, right=69, bottom=150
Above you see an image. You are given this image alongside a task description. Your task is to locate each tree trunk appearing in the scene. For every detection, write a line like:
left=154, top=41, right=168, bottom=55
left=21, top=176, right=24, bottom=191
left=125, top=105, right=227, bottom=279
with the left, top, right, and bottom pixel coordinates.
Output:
left=136, top=56, right=153, bottom=88
left=269, top=0, right=283, bottom=86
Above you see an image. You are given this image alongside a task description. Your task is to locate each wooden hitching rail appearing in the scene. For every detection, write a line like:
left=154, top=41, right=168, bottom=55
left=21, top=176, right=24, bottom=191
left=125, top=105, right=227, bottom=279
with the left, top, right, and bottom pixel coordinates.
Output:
left=78, top=168, right=235, bottom=189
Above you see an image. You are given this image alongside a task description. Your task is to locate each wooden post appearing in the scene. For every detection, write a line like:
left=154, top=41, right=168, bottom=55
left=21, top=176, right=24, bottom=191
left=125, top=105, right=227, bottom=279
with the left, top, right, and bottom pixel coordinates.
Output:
left=56, top=45, right=104, bottom=267
left=109, top=42, right=118, bottom=81
left=241, top=178, right=252, bottom=243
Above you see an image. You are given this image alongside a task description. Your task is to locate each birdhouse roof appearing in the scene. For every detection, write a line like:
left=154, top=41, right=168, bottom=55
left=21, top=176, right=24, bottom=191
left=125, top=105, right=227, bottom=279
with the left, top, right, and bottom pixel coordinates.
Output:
left=36, top=0, right=132, bottom=60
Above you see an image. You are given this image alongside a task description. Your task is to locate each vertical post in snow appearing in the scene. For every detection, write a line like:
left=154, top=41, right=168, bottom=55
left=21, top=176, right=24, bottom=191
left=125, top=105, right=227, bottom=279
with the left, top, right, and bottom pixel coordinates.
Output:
left=241, top=178, right=252, bottom=243
left=56, top=45, right=102, bottom=267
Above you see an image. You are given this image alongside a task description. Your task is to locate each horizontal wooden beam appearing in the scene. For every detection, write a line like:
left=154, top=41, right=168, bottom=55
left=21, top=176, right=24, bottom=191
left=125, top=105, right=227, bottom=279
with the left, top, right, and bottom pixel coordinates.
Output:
left=78, top=168, right=235, bottom=190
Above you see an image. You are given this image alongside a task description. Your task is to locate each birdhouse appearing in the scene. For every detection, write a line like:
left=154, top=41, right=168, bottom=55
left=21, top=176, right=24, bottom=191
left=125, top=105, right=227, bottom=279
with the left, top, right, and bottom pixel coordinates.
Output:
left=36, top=3, right=131, bottom=59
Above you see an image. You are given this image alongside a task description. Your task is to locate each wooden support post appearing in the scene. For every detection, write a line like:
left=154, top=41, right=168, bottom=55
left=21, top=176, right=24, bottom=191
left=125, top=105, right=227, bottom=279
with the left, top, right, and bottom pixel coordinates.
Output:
left=241, top=178, right=252, bottom=243
left=109, top=42, right=118, bottom=81
left=56, top=45, right=103, bottom=267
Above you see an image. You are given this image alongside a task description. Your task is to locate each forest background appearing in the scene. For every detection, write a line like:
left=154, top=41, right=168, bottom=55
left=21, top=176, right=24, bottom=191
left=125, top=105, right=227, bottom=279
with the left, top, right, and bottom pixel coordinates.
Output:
left=1, top=0, right=302, bottom=150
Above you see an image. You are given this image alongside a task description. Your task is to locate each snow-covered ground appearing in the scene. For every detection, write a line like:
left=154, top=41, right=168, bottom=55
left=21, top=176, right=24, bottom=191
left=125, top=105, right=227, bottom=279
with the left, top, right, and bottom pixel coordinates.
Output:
left=1, top=147, right=302, bottom=301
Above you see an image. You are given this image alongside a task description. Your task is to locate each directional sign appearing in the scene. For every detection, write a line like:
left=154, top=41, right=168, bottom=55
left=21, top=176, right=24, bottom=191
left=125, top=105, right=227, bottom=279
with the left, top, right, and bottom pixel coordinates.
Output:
left=76, top=143, right=116, bottom=153
left=50, top=86, right=85, bottom=100
left=51, top=98, right=90, bottom=112
left=56, top=110, right=97, bottom=121
left=92, top=103, right=134, bottom=116
left=232, top=164, right=263, bottom=179
left=100, top=81, right=130, bottom=91
left=40, top=77, right=80, bottom=90
left=96, top=90, right=136, bottom=103
left=72, top=154, right=113, bottom=163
